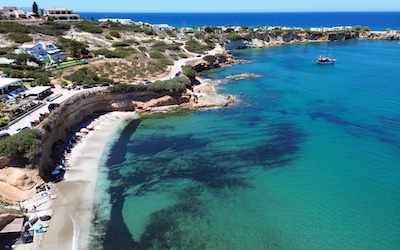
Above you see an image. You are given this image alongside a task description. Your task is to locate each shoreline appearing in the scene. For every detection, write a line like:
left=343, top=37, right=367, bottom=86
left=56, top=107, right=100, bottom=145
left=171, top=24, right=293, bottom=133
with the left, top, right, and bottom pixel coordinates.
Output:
left=28, top=111, right=137, bottom=250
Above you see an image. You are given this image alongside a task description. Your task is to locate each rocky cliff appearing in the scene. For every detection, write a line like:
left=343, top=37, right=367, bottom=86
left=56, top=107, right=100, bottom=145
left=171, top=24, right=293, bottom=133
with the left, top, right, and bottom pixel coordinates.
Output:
left=225, top=31, right=399, bottom=49
left=36, top=90, right=192, bottom=177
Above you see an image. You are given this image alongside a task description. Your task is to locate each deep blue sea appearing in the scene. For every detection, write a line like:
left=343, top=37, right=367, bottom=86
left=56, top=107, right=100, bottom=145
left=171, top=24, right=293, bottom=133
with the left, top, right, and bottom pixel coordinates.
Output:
left=77, top=12, right=400, bottom=30
left=89, top=40, right=400, bottom=249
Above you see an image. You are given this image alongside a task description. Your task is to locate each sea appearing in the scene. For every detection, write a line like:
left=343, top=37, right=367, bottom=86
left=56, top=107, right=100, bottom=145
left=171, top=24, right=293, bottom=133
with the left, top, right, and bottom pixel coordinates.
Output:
left=77, top=12, right=400, bottom=31
left=87, top=13, right=400, bottom=250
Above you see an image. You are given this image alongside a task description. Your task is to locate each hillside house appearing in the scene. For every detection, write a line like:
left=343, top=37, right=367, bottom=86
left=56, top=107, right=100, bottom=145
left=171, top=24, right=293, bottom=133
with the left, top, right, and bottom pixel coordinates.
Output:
left=15, top=41, right=66, bottom=64
left=44, top=7, right=80, bottom=20
left=0, top=6, right=26, bottom=19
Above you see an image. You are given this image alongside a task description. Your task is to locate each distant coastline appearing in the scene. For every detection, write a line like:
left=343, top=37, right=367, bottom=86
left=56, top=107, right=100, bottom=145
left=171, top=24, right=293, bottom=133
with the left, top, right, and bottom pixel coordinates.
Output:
left=77, top=12, right=400, bottom=30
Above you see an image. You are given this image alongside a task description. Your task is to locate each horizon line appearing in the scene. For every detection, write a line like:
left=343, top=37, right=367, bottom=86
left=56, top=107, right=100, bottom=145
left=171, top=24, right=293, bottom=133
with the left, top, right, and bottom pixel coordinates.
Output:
left=74, top=10, right=400, bottom=13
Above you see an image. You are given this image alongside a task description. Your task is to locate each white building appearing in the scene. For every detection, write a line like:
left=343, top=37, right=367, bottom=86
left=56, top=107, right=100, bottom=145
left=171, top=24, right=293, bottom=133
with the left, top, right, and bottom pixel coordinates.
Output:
left=0, top=78, right=24, bottom=96
left=15, top=40, right=66, bottom=64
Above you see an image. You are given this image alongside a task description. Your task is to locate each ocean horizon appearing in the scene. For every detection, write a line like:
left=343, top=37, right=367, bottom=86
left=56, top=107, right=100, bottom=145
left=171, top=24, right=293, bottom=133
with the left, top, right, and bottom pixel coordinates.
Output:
left=90, top=38, right=400, bottom=249
left=77, top=12, right=400, bottom=30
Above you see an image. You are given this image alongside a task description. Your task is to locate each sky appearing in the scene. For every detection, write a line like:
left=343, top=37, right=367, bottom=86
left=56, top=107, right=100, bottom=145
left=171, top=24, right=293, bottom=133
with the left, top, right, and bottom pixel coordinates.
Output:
left=2, top=0, right=400, bottom=12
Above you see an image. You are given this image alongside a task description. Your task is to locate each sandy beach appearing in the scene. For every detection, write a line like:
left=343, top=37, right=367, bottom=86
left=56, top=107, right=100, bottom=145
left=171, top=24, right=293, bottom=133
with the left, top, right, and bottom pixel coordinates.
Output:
left=23, top=112, right=136, bottom=250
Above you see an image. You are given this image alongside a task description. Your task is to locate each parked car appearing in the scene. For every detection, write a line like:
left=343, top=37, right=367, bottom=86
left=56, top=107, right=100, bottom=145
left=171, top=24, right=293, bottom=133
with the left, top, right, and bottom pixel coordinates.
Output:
left=82, top=84, right=93, bottom=89
left=67, top=84, right=76, bottom=90
left=0, top=132, right=10, bottom=139
left=15, top=126, right=30, bottom=134
left=100, top=82, right=110, bottom=87
left=48, top=103, right=60, bottom=111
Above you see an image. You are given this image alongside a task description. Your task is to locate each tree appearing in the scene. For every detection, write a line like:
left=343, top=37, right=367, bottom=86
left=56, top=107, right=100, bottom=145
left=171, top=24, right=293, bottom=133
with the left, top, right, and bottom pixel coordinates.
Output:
left=32, top=2, right=39, bottom=15
left=182, top=65, right=197, bottom=79
left=0, top=129, right=41, bottom=162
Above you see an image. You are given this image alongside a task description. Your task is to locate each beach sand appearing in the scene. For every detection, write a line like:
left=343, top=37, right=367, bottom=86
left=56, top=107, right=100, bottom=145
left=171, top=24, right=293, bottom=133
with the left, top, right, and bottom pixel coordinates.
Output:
left=28, top=111, right=136, bottom=250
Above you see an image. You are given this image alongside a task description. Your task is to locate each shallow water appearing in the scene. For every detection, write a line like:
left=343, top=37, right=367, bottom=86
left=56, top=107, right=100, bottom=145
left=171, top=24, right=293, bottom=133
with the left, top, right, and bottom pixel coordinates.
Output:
left=92, top=40, right=400, bottom=249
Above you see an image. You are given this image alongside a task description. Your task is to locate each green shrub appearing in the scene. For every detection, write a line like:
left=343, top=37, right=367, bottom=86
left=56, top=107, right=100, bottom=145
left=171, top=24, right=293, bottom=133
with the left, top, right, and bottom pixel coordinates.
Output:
left=182, top=65, right=197, bottom=78
left=105, top=35, right=113, bottom=40
left=93, top=48, right=135, bottom=58
left=0, top=118, right=9, bottom=127
left=227, top=33, right=243, bottom=41
left=185, top=39, right=209, bottom=54
left=149, top=51, right=165, bottom=59
left=109, top=30, right=121, bottom=38
left=109, top=83, right=148, bottom=93
left=147, top=76, right=190, bottom=93
left=152, top=41, right=182, bottom=52
left=112, top=39, right=138, bottom=47
left=203, top=55, right=217, bottom=63
left=138, top=46, right=147, bottom=52
left=0, top=129, right=41, bottom=161
left=75, top=21, right=103, bottom=33
left=0, top=22, right=30, bottom=33
left=65, top=67, right=99, bottom=84
left=8, top=33, right=32, bottom=43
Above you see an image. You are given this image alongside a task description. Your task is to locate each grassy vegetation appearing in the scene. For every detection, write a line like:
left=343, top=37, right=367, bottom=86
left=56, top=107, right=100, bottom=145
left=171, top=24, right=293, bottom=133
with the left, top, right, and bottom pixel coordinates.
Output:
left=185, top=39, right=212, bottom=54
left=93, top=48, right=137, bottom=58
left=149, top=51, right=165, bottom=59
left=112, top=39, right=138, bottom=47
left=8, top=33, right=32, bottom=43
left=152, top=41, right=182, bottom=52
left=65, top=67, right=99, bottom=85
left=109, top=30, right=121, bottom=38
left=109, top=76, right=190, bottom=94
left=75, top=21, right=103, bottom=33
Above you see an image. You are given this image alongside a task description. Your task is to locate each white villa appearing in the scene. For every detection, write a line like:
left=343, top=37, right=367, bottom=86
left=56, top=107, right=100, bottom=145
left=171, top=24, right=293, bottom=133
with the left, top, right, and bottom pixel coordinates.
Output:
left=15, top=41, right=66, bottom=64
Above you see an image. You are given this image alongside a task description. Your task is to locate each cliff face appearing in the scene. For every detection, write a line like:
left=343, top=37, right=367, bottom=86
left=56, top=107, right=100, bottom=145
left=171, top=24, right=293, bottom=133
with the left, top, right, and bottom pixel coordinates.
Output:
left=37, top=90, right=191, bottom=177
left=226, top=31, right=399, bottom=49
left=246, top=31, right=362, bottom=47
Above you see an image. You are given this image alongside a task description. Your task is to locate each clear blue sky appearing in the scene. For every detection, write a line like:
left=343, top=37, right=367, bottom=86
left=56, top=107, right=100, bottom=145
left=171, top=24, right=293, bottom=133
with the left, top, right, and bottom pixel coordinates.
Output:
left=2, top=0, right=400, bottom=12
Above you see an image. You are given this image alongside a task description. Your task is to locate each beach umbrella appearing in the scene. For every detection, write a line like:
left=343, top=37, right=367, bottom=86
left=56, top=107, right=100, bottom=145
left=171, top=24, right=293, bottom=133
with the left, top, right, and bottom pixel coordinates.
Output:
left=55, top=165, right=63, bottom=170
left=51, top=169, right=60, bottom=175
left=75, top=132, right=83, bottom=137
left=86, top=125, right=94, bottom=130
left=80, top=128, right=89, bottom=133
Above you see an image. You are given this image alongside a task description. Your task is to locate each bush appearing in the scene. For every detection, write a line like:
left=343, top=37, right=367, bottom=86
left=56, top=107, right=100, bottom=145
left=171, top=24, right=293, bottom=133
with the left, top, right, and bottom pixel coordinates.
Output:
left=149, top=51, right=165, bottom=59
left=185, top=39, right=209, bottom=54
left=0, top=22, right=30, bottom=33
left=109, top=83, right=147, bottom=93
left=227, top=33, right=243, bottom=41
left=147, top=76, right=190, bottom=93
left=203, top=55, right=217, bottom=63
left=105, top=35, right=113, bottom=40
left=152, top=41, right=182, bottom=52
left=65, top=67, right=99, bottom=84
left=0, top=129, right=41, bottom=161
left=109, top=30, right=121, bottom=38
left=112, top=39, right=138, bottom=47
left=8, top=33, right=32, bottom=43
left=182, top=65, right=197, bottom=78
left=75, top=21, right=103, bottom=33
left=93, top=48, right=135, bottom=58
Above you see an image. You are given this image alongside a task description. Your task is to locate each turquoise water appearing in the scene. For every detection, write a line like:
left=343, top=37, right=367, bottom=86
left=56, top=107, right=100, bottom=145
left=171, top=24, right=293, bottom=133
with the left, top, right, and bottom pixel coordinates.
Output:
left=92, top=40, right=400, bottom=249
